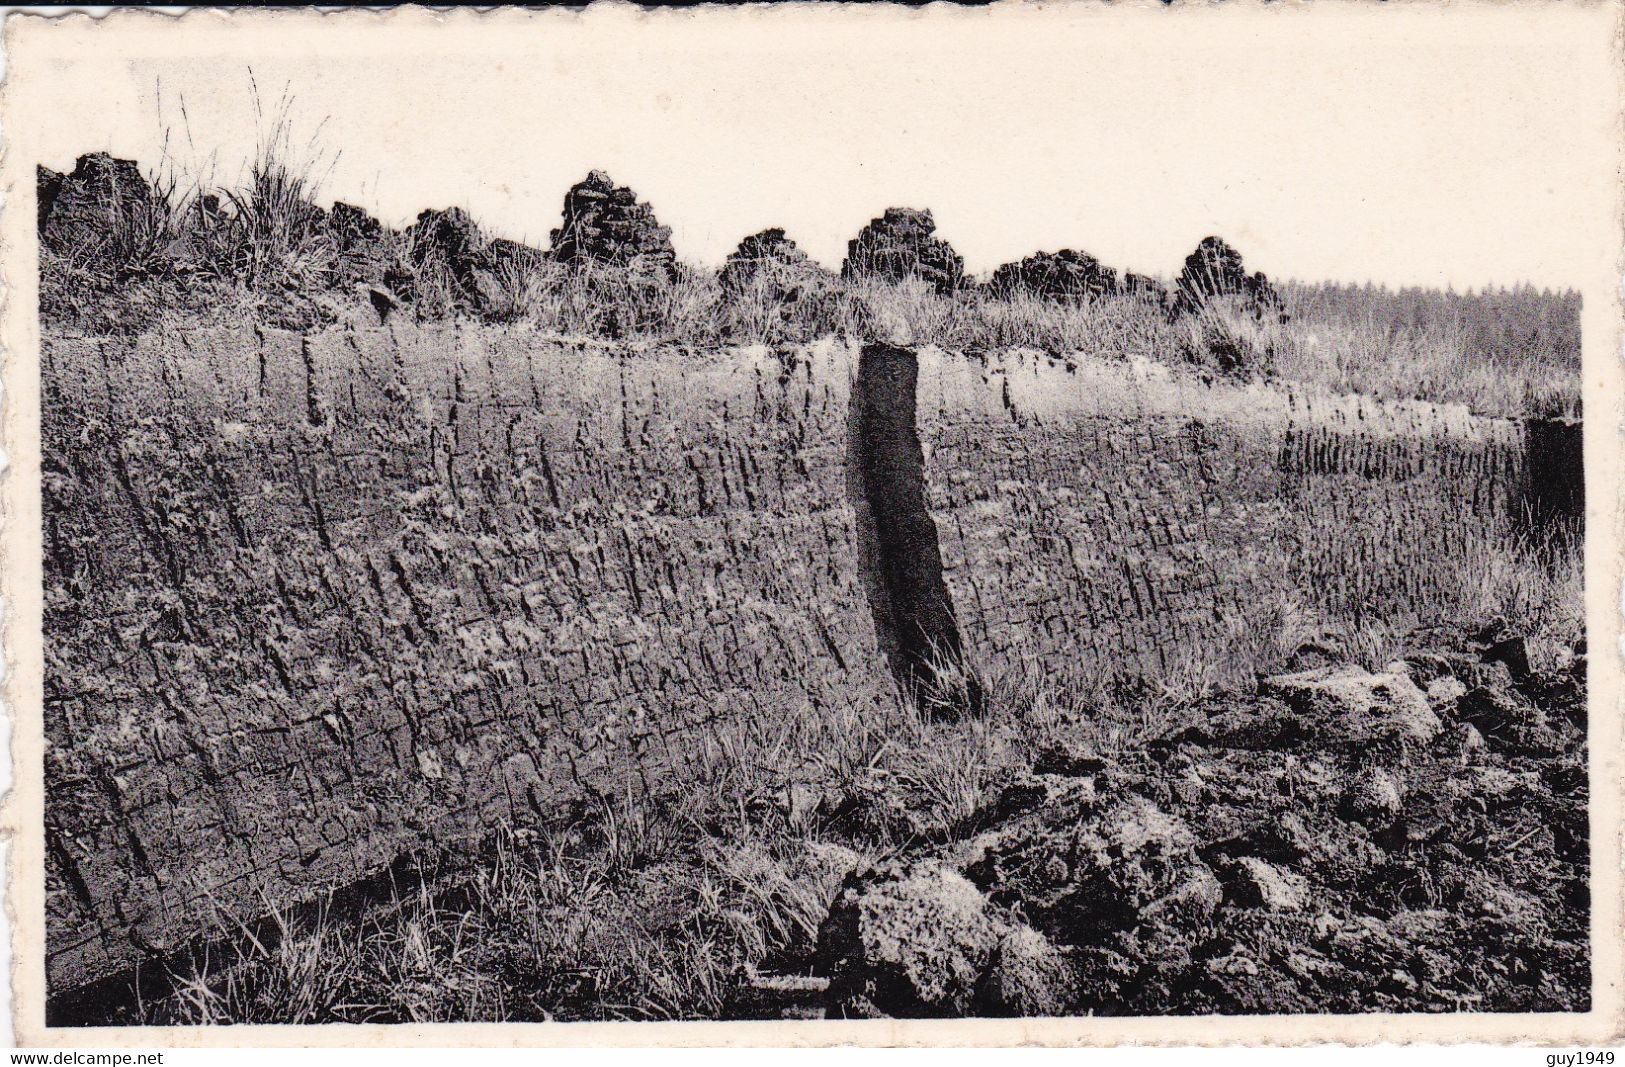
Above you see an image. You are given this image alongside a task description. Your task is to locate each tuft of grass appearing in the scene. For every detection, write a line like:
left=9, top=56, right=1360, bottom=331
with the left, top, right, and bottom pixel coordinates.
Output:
left=201, top=86, right=340, bottom=293
left=716, top=261, right=844, bottom=344
left=484, top=261, right=725, bottom=341
left=129, top=658, right=1173, bottom=1024
left=1174, top=295, right=1284, bottom=378
left=100, top=168, right=186, bottom=280
left=210, top=158, right=335, bottom=290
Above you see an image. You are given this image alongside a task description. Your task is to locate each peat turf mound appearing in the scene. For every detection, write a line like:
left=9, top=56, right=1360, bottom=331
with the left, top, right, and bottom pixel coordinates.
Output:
left=778, top=623, right=1587, bottom=1018
left=842, top=207, right=966, bottom=295
left=720, top=228, right=831, bottom=293
left=39, top=153, right=158, bottom=259
left=987, top=249, right=1120, bottom=302
left=1174, top=235, right=1285, bottom=321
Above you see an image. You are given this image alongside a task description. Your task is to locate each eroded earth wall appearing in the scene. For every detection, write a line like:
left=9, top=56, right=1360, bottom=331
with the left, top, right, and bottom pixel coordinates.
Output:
left=44, top=325, right=892, bottom=993
left=44, top=326, right=1542, bottom=997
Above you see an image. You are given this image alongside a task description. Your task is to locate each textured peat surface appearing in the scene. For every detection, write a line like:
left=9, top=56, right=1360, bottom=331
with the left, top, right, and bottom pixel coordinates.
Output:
left=42, top=321, right=1586, bottom=1021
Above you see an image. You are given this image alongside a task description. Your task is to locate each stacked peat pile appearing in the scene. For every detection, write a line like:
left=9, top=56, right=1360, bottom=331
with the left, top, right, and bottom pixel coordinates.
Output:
left=719, top=228, right=839, bottom=342
left=987, top=249, right=1120, bottom=302
left=323, top=202, right=545, bottom=319
left=550, top=169, right=677, bottom=279
left=404, top=207, right=495, bottom=311
left=1175, top=236, right=1286, bottom=321
left=38, top=153, right=167, bottom=268
left=842, top=207, right=965, bottom=295
left=720, top=228, right=829, bottom=293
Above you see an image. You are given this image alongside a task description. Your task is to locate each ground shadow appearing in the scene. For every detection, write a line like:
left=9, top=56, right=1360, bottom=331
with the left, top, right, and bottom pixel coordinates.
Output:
left=1521, top=417, right=1584, bottom=556
left=848, top=341, right=983, bottom=716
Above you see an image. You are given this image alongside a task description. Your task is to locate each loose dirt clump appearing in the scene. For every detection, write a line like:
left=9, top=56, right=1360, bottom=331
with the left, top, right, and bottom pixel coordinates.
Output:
left=816, top=859, right=1005, bottom=1017
left=814, top=858, right=1077, bottom=1018
left=842, top=207, right=966, bottom=294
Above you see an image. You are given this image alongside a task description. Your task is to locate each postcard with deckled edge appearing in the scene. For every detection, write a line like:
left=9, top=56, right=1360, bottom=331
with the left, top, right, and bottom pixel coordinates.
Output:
left=1, top=3, right=1621, bottom=1047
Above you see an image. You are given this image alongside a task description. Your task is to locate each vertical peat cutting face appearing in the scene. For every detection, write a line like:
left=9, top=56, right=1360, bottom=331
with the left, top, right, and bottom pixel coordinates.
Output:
left=33, top=147, right=1590, bottom=1025
left=1522, top=417, right=1586, bottom=555
left=853, top=342, right=983, bottom=716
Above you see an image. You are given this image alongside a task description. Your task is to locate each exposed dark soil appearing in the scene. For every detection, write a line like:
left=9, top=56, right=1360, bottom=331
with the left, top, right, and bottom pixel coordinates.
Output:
left=36, top=147, right=1590, bottom=1025
left=763, top=621, right=1590, bottom=1018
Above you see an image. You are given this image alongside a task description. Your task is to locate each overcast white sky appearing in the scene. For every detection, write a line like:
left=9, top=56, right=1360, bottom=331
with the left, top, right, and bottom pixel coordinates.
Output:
left=11, top=5, right=1617, bottom=289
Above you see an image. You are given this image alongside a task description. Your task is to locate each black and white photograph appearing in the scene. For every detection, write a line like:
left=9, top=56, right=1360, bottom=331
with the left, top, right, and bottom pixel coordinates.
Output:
left=4, top=3, right=1621, bottom=1046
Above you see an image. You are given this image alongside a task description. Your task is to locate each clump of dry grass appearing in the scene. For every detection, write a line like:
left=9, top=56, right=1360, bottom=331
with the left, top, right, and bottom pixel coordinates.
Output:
left=830, top=278, right=1181, bottom=364
left=1445, top=522, right=1585, bottom=667
left=147, top=822, right=865, bottom=1024
left=1235, top=510, right=1583, bottom=678
left=716, top=262, right=845, bottom=344
left=96, top=168, right=188, bottom=281
left=1173, top=295, right=1286, bottom=379
left=489, top=262, right=727, bottom=341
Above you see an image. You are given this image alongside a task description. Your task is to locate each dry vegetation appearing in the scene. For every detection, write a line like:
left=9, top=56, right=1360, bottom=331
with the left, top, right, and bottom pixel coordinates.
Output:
left=40, top=148, right=1580, bottom=419
left=1274, top=283, right=1582, bottom=418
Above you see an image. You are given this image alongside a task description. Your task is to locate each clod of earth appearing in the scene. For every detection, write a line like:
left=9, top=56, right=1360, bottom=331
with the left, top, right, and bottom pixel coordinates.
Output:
left=976, top=924, right=1075, bottom=1017
left=1260, top=664, right=1442, bottom=746
left=968, top=795, right=1223, bottom=943
left=1221, top=857, right=1312, bottom=912
left=1341, top=766, right=1405, bottom=826
left=815, top=859, right=1005, bottom=1018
